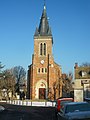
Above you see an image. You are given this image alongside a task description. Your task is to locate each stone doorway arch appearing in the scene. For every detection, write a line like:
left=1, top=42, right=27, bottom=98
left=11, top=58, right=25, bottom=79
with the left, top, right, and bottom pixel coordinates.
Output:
left=35, top=80, right=47, bottom=99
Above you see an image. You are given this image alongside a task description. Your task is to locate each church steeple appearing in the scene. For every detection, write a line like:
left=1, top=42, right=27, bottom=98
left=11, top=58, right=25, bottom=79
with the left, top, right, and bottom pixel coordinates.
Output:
left=34, top=4, right=52, bottom=37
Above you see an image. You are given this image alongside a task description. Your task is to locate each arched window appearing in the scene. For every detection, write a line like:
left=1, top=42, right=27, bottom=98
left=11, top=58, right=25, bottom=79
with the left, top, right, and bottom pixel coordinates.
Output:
left=44, top=43, right=46, bottom=55
left=42, top=68, right=44, bottom=73
left=45, top=68, right=47, bottom=73
left=40, top=43, right=42, bottom=55
left=38, top=68, right=40, bottom=73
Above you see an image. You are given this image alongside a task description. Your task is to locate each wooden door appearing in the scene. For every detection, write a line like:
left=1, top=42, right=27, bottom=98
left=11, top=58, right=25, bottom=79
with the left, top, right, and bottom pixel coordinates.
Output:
left=39, top=88, right=46, bottom=99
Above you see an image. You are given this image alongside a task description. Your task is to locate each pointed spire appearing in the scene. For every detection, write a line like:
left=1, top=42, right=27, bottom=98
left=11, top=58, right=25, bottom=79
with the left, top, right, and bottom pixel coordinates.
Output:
left=44, top=0, right=46, bottom=8
left=34, top=27, right=39, bottom=36
left=34, top=3, right=52, bottom=37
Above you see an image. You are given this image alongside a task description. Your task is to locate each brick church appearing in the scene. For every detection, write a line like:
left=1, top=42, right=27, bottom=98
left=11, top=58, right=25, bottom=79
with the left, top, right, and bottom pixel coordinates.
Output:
left=27, top=4, right=62, bottom=100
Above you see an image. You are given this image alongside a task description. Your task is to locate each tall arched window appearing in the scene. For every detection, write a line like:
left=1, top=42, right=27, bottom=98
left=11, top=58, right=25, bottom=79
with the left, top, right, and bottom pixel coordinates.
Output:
left=45, top=68, right=47, bottom=73
left=42, top=68, right=44, bottom=73
left=38, top=68, right=40, bottom=73
left=44, top=43, right=46, bottom=55
left=40, top=43, right=42, bottom=55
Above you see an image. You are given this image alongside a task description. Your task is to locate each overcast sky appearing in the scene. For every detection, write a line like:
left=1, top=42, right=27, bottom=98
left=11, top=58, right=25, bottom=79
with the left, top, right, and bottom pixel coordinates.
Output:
left=0, top=0, right=90, bottom=74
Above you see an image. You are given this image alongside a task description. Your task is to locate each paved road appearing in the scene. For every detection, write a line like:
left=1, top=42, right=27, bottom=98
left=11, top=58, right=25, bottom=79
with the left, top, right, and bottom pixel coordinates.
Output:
left=0, top=102, right=57, bottom=120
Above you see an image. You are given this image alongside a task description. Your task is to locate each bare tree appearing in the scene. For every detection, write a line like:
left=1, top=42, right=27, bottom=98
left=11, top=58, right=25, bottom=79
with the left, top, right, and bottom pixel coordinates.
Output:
left=2, top=70, right=15, bottom=91
left=62, top=72, right=73, bottom=97
left=0, top=65, right=16, bottom=100
left=12, top=66, right=26, bottom=93
left=0, top=62, right=5, bottom=97
left=0, top=62, right=4, bottom=73
left=81, top=62, right=90, bottom=67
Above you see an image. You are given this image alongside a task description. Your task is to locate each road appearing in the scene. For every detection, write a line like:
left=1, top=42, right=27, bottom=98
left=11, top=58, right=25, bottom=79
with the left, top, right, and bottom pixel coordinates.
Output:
left=0, top=102, right=57, bottom=120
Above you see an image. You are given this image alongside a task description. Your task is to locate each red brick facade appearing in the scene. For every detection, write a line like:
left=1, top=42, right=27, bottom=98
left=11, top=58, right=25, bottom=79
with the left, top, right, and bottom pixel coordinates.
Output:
left=27, top=5, right=62, bottom=100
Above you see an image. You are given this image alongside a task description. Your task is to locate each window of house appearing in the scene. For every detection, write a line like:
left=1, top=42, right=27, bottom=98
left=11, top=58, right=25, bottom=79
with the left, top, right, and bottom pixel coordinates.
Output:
left=82, top=71, right=87, bottom=77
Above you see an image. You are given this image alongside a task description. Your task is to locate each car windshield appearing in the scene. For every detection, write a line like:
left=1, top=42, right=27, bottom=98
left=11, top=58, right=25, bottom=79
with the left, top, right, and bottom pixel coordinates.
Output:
left=65, top=103, right=90, bottom=113
left=60, top=100, right=73, bottom=106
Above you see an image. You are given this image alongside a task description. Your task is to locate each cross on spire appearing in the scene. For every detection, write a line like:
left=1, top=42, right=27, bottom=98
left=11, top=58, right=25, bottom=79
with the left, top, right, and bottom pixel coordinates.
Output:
left=44, top=0, right=46, bottom=5
left=44, top=0, right=46, bottom=9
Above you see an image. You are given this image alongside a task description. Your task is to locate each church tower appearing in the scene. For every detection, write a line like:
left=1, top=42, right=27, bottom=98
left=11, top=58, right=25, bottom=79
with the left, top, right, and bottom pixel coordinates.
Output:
left=27, top=4, right=62, bottom=100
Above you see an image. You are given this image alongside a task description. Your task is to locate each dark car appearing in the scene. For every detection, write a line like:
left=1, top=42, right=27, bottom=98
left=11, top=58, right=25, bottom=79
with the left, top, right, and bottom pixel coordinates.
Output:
left=57, top=102, right=90, bottom=120
left=84, top=98, right=90, bottom=103
left=0, top=105, right=5, bottom=112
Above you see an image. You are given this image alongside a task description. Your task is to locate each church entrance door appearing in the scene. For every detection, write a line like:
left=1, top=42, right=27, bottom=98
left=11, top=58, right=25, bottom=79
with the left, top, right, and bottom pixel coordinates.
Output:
left=39, top=88, right=46, bottom=99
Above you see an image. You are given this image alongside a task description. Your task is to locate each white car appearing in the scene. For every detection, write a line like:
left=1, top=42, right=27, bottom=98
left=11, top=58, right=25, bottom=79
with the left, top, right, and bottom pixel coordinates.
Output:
left=0, top=105, right=5, bottom=112
left=57, top=102, right=90, bottom=120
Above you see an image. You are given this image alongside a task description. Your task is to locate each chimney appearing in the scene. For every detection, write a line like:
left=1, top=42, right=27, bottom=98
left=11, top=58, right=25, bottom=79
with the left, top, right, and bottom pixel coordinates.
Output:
left=74, top=63, right=78, bottom=69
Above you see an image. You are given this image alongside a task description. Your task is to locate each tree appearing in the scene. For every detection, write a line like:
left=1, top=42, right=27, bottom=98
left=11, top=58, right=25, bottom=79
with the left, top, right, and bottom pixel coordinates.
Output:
left=81, top=62, right=90, bottom=67
left=12, top=66, right=26, bottom=93
left=62, top=72, right=73, bottom=97
left=0, top=62, right=4, bottom=73
left=0, top=62, right=4, bottom=69
left=0, top=63, right=16, bottom=100
left=0, top=62, right=5, bottom=99
left=2, top=70, right=15, bottom=91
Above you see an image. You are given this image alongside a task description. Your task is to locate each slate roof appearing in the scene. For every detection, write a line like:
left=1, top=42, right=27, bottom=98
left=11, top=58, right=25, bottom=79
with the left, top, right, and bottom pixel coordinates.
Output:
left=34, top=5, right=52, bottom=37
left=75, top=66, right=90, bottom=79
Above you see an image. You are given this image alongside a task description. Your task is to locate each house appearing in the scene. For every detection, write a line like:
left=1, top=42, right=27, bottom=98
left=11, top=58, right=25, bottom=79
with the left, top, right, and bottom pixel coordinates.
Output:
left=74, top=63, right=90, bottom=102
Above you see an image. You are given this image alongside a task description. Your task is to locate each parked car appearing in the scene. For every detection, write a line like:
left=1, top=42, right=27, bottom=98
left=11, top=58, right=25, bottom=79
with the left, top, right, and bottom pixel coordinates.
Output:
left=57, top=102, right=90, bottom=120
left=55, top=98, right=74, bottom=113
left=84, top=98, right=90, bottom=103
left=0, top=105, right=5, bottom=112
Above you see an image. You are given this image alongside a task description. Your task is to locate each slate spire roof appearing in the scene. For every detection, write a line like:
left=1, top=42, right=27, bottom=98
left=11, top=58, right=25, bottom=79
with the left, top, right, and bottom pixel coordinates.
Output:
left=34, top=4, right=52, bottom=37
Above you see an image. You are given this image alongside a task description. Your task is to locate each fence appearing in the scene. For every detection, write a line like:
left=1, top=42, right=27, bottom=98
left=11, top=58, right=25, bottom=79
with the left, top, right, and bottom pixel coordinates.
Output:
left=6, top=100, right=56, bottom=107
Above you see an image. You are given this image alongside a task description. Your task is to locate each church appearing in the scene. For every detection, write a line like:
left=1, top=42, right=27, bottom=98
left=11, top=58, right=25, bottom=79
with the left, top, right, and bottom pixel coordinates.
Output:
left=27, top=4, right=62, bottom=100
